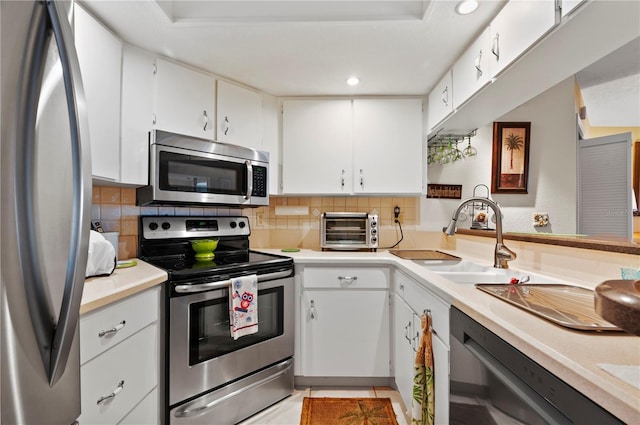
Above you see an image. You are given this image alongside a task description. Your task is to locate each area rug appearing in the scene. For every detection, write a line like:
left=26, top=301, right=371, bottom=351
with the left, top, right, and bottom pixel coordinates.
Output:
left=300, top=397, right=399, bottom=425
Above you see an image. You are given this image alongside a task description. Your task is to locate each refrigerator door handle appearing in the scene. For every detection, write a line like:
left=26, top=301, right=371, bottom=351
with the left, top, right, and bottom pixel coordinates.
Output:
left=16, top=1, right=92, bottom=386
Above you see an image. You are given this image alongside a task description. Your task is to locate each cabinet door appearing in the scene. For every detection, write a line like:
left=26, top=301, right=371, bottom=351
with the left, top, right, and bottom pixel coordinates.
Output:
left=120, top=44, right=154, bottom=185
left=301, top=290, right=390, bottom=377
left=489, top=0, right=557, bottom=77
left=394, top=295, right=417, bottom=415
left=154, top=58, right=215, bottom=139
left=353, top=99, right=423, bottom=194
left=427, top=70, right=453, bottom=132
left=216, top=80, right=262, bottom=148
left=282, top=99, right=353, bottom=194
left=452, top=27, right=492, bottom=109
left=74, top=4, right=122, bottom=181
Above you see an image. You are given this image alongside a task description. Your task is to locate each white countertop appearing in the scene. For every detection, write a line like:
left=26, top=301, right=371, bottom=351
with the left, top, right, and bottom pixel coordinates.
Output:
left=81, top=259, right=167, bottom=315
left=260, top=248, right=640, bottom=424
left=79, top=249, right=639, bottom=422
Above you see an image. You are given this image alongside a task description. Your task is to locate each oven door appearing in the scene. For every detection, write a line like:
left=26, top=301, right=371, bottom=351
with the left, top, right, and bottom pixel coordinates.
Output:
left=169, top=275, right=294, bottom=406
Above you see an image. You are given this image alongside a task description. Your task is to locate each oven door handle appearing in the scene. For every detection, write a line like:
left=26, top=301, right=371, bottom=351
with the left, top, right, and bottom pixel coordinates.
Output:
left=173, top=358, right=293, bottom=418
left=174, top=270, right=292, bottom=293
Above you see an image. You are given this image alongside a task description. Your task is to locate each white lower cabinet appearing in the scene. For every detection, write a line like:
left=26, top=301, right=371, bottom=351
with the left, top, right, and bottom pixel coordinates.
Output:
left=299, top=266, right=390, bottom=377
left=394, top=270, right=450, bottom=425
left=78, top=287, right=160, bottom=425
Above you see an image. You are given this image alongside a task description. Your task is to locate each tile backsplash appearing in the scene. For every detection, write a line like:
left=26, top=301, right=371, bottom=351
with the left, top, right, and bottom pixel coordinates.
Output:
left=92, top=185, right=420, bottom=257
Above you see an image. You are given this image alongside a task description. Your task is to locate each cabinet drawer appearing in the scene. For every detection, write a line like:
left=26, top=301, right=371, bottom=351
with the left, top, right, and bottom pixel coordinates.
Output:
left=79, top=324, right=158, bottom=425
left=303, top=267, right=389, bottom=289
left=80, top=287, right=159, bottom=365
left=118, top=388, right=158, bottom=425
left=395, top=271, right=449, bottom=346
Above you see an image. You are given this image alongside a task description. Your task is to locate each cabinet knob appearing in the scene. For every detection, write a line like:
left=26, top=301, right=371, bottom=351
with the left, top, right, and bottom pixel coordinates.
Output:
left=475, top=49, right=483, bottom=76
left=203, top=110, right=209, bottom=131
left=98, top=320, right=126, bottom=338
left=492, top=32, right=500, bottom=60
left=309, top=300, right=317, bottom=320
left=338, top=276, right=358, bottom=285
left=96, top=380, right=125, bottom=405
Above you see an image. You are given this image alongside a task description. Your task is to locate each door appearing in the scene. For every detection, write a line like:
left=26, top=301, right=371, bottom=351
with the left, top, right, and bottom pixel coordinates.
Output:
left=216, top=80, right=263, bottom=148
left=282, top=99, right=353, bottom=194
left=394, top=295, right=417, bottom=414
left=1, top=1, right=92, bottom=423
left=154, top=57, right=216, bottom=139
left=577, top=132, right=632, bottom=239
left=301, top=289, right=390, bottom=377
left=353, top=99, right=423, bottom=194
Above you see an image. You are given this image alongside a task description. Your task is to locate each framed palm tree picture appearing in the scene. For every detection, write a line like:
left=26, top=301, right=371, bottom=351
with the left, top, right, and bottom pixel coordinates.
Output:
left=491, top=122, right=531, bottom=193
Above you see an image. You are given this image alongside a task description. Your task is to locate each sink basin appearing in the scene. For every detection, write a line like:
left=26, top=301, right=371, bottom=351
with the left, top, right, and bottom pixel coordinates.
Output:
left=413, top=260, right=493, bottom=273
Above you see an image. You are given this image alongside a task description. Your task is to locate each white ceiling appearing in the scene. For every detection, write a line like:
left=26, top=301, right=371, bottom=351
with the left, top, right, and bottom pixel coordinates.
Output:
left=80, top=0, right=507, bottom=96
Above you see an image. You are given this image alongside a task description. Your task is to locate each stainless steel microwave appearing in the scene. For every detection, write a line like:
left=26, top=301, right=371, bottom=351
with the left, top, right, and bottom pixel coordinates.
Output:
left=321, top=212, right=378, bottom=251
left=136, top=130, right=269, bottom=207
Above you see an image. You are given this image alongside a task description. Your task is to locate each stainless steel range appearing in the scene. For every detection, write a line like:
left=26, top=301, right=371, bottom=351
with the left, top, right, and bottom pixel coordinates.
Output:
left=138, top=216, right=294, bottom=424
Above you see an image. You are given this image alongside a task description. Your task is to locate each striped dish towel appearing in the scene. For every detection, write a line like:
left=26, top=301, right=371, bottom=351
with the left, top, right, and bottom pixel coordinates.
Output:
left=411, top=313, right=435, bottom=425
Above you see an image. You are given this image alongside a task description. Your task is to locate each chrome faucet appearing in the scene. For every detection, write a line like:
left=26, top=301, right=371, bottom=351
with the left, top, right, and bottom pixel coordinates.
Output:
left=443, top=196, right=516, bottom=269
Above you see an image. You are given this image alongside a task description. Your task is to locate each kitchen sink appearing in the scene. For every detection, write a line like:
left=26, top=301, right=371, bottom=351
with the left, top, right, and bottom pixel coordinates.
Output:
left=412, top=259, right=493, bottom=273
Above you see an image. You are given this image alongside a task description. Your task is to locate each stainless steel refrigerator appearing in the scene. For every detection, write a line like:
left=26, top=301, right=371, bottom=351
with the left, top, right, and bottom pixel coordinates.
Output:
left=1, top=1, right=92, bottom=423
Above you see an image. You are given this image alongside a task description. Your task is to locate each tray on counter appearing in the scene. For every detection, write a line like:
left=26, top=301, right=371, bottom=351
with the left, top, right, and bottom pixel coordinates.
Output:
left=388, top=250, right=461, bottom=261
left=476, top=284, right=622, bottom=332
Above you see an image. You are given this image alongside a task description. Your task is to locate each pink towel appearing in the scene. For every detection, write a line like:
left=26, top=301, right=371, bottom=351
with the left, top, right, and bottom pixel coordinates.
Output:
left=230, top=274, right=258, bottom=340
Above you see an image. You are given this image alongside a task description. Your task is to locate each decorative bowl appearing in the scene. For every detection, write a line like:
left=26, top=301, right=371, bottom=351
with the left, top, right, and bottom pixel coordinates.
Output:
left=190, top=239, right=218, bottom=261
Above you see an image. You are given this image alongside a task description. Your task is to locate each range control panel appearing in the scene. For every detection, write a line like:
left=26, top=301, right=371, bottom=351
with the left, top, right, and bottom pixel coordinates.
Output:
left=141, top=216, right=250, bottom=240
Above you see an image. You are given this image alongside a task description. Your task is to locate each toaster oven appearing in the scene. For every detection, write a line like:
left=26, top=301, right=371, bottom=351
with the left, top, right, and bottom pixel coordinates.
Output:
left=321, top=212, right=378, bottom=251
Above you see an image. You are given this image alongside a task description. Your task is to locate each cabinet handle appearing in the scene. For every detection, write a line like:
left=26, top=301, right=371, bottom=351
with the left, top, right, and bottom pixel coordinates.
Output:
left=492, top=32, right=500, bottom=60
left=338, top=276, right=358, bottom=285
left=97, top=380, right=125, bottom=405
left=441, top=86, right=449, bottom=106
left=309, top=300, right=317, bottom=320
left=359, top=169, right=364, bottom=188
left=474, top=49, right=483, bottom=76
left=412, top=330, right=420, bottom=352
left=404, top=321, right=412, bottom=344
left=98, top=320, right=126, bottom=338
left=399, top=283, right=404, bottom=290
left=203, top=110, right=209, bottom=131
left=341, top=169, right=345, bottom=189
left=223, top=116, right=230, bottom=135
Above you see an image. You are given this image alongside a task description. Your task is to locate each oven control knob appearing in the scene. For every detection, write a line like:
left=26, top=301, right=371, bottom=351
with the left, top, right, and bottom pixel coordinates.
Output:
left=161, top=222, right=171, bottom=230
left=238, top=221, right=246, bottom=229
left=230, top=221, right=237, bottom=229
left=148, top=222, right=158, bottom=231
left=371, top=236, right=378, bottom=243
left=371, top=220, right=377, bottom=227
left=371, top=229, right=377, bottom=235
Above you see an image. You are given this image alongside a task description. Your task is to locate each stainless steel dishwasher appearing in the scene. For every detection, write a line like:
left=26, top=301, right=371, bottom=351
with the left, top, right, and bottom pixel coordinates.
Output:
left=449, top=307, right=623, bottom=425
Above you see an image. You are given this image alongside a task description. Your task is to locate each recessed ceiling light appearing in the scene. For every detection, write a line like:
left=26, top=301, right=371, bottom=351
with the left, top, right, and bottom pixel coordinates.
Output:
left=346, top=76, right=360, bottom=86
left=455, top=0, right=479, bottom=15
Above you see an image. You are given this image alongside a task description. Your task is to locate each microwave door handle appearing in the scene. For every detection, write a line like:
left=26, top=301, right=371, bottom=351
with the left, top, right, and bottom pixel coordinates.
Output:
left=244, top=160, right=253, bottom=200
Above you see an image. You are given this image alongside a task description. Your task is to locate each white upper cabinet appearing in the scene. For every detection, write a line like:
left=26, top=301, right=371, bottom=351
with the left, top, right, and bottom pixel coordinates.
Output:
left=282, top=99, right=353, bottom=194
left=153, top=58, right=215, bottom=140
left=488, top=0, right=558, bottom=78
left=452, top=27, right=492, bottom=110
left=353, top=99, right=423, bottom=194
left=120, top=44, right=154, bottom=185
left=427, top=70, right=453, bottom=132
left=282, top=98, right=423, bottom=195
left=216, top=80, right=262, bottom=149
left=74, top=4, right=122, bottom=182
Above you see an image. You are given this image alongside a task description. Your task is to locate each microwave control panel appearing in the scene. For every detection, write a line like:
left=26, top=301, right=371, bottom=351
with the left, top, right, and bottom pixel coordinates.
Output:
left=252, top=166, right=267, bottom=197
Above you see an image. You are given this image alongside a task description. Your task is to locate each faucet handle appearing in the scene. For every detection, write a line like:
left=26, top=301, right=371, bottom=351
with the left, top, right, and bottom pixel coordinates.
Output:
left=494, top=243, right=517, bottom=269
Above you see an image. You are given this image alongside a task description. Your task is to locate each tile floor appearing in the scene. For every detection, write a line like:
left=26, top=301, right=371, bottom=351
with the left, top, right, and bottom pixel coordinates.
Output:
left=239, top=386, right=410, bottom=425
